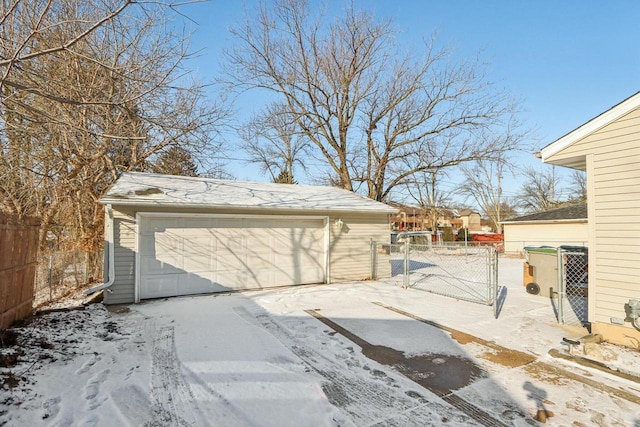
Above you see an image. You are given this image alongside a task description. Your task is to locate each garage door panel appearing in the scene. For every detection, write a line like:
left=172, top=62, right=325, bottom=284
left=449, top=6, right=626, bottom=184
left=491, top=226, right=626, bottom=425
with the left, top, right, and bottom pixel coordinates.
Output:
left=245, top=254, right=274, bottom=270
left=182, top=255, right=213, bottom=272
left=139, top=216, right=325, bottom=299
left=178, top=272, right=219, bottom=294
left=154, top=233, right=183, bottom=257
left=141, top=274, right=179, bottom=299
left=214, top=269, right=249, bottom=288
left=216, top=245, right=248, bottom=270
left=298, top=265, right=324, bottom=283
left=141, top=251, right=183, bottom=275
left=181, top=236, right=214, bottom=271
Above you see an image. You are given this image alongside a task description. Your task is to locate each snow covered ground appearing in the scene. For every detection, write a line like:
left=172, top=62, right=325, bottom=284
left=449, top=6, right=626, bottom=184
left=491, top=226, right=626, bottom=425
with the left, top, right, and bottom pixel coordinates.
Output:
left=1, top=256, right=639, bottom=426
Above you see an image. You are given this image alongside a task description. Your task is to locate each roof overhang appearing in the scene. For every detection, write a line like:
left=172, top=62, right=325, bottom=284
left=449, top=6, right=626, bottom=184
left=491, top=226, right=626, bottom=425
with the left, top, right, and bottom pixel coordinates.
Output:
left=99, top=198, right=397, bottom=215
left=540, top=91, right=640, bottom=170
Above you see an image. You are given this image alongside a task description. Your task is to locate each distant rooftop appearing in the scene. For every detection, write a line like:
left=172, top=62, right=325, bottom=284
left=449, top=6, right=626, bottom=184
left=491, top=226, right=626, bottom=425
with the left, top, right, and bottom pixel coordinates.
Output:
left=502, top=203, right=587, bottom=223
left=101, top=172, right=397, bottom=214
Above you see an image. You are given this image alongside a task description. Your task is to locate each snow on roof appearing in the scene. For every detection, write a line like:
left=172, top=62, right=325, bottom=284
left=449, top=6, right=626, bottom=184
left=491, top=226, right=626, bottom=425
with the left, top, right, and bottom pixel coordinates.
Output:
left=100, top=172, right=397, bottom=214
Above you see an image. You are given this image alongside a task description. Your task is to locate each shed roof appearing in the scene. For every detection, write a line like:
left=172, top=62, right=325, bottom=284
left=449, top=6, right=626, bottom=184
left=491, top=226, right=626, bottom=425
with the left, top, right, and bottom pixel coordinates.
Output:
left=101, top=172, right=397, bottom=214
left=501, top=203, right=587, bottom=224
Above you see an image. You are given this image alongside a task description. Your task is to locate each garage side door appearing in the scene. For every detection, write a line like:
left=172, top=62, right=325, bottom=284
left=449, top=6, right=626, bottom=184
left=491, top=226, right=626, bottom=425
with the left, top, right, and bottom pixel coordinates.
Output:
left=138, top=216, right=326, bottom=299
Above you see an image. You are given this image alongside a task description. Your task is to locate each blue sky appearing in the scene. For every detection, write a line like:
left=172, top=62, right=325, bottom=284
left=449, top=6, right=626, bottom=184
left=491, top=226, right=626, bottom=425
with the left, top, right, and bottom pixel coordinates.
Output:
left=177, top=0, right=640, bottom=203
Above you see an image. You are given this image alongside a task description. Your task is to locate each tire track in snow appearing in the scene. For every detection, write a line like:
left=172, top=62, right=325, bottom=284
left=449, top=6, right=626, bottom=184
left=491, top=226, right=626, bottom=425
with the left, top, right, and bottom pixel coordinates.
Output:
left=233, top=306, right=481, bottom=426
left=149, top=326, right=198, bottom=426
left=306, top=309, right=511, bottom=427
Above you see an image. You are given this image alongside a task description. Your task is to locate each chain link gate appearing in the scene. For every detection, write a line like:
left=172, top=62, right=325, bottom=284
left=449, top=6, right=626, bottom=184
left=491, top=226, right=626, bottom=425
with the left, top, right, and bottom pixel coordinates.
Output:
left=371, top=241, right=499, bottom=316
left=555, top=247, right=589, bottom=326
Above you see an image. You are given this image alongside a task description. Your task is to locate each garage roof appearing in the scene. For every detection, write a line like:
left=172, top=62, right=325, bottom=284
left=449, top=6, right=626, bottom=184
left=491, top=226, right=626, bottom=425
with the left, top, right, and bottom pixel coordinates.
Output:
left=101, top=172, right=398, bottom=214
left=501, top=203, right=587, bottom=224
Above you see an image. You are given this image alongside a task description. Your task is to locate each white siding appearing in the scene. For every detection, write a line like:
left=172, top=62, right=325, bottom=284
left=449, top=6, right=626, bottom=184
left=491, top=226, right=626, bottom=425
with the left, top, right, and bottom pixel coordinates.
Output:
left=546, top=108, right=640, bottom=329
left=104, top=206, right=390, bottom=303
left=329, top=214, right=390, bottom=281
left=503, top=222, right=587, bottom=254
left=104, top=207, right=137, bottom=304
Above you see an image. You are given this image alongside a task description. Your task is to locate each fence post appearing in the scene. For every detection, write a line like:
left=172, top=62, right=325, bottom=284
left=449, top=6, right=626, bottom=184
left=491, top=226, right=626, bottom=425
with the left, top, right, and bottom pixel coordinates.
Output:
left=491, top=247, right=499, bottom=318
left=403, top=240, right=409, bottom=289
left=370, top=240, right=376, bottom=280
left=557, top=248, right=564, bottom=324
left=85, top=251, right=89, bottom=284
left=48, top=255, right=53, bottom=301
left=489, top=247, right=494, bottom=316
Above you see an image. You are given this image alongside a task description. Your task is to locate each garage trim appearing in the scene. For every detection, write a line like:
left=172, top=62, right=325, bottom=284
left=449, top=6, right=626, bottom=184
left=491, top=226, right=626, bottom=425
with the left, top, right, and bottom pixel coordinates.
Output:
left=134, top=212, right=330, bottom=302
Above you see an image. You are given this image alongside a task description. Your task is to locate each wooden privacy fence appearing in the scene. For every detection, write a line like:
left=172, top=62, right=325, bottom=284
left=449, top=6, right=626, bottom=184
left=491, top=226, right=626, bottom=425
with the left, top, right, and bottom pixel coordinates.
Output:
left=0, top=213, right=40, bottom=329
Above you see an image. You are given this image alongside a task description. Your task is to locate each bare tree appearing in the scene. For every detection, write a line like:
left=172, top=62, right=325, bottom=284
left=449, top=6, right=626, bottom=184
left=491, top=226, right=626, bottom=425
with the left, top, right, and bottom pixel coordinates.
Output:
left=567, top=170, right=587, bottom=202
left=515, top=166, right=563, bottom=213
left=151, top=146, right=199, bottom=177
left=0, top=0, right=229, bottom=250
left=403, top=168, right=452, bottom=231
left=458, top=157, right=513, bottom=233
left=224, top=0, right=526, bottom=201
left=240, top=104, right=308, bottom=184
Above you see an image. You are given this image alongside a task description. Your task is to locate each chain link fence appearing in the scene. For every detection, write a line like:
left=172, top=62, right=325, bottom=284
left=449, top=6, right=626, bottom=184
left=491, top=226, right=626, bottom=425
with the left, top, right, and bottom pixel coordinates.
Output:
left=33, top=250, right=103, bottom=307
left=371, top=241, right=499, bottom=315
left=556, top=248, right=588, bottom=326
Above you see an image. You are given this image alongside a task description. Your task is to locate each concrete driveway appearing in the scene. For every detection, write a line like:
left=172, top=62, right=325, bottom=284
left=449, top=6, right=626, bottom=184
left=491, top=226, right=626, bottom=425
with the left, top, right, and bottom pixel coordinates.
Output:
left=2, top=257, right=639, bottom=426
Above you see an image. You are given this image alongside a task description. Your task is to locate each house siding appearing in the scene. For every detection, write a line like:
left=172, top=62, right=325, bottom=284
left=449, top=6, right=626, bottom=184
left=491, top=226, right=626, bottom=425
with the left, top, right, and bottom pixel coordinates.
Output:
left=104, top=205, right=390, bottom=304
left=329, top=214, right=391, bottom=282
left=502, top=222, right=587, bottom=253
left=546, top=107, right=640, bottom=336
left=104, top=207, right=136, bottom=304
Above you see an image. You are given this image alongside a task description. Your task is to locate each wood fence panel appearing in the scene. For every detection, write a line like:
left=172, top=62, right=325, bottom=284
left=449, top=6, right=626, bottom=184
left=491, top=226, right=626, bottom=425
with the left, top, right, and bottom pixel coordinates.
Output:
left=0, top=213, right=40, bottom=328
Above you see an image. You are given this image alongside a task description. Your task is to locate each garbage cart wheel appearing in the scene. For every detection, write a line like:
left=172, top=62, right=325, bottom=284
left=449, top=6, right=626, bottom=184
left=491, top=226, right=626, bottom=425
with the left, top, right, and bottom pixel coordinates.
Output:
left=526, top=282, right=540, bottom=295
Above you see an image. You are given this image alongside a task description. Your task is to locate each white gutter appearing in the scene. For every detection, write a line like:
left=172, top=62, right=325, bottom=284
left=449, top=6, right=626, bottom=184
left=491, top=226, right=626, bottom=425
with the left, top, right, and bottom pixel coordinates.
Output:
left=98, top=199, right=398, bottom=215
left=84, top=204, right=115, bottom=296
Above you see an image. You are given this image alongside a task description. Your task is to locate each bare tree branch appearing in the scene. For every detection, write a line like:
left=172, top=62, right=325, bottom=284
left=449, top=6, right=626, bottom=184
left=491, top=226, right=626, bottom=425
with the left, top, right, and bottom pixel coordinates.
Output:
left=515, top=166, right=564, bottom=213
left=0, top=0, right=229, bottom=250
left=225, top=0, right=528, bottom=201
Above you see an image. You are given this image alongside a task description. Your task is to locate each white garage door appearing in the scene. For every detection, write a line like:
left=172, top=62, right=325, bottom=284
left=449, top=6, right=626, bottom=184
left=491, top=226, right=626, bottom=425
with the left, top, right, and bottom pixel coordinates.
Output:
left=138, top=215, right=326, bottom=300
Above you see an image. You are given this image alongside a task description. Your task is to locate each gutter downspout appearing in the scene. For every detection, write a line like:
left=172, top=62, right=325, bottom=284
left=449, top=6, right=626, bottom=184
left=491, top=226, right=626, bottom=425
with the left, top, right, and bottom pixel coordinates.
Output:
left=85, top=204, right=115, bottom=296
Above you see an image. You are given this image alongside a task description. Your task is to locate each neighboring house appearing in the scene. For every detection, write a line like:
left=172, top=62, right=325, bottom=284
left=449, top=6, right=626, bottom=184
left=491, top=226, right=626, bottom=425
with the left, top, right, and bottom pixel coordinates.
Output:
left=540, top=92, right=640, bottom=347
left=389, top=203, right=429, bottom=231
left=435, top=208, right=457, bottom=228
left=458, top=209, right=482, bottom=231
left=391, top=208, right=427, bottom=231
left=501, top=204, right=588, bottom=253
left=390, top=204, right=481, bottom=233
left=91, top=172, right=397, bottom=304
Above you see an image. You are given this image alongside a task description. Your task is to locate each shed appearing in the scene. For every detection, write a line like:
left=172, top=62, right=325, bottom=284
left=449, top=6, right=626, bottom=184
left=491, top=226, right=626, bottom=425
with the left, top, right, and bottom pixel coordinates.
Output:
left=540, top=92, right=640, bottom=347
left=92, top=172, right=396, bottom=304
left=501, top=204, right=588, bottom=253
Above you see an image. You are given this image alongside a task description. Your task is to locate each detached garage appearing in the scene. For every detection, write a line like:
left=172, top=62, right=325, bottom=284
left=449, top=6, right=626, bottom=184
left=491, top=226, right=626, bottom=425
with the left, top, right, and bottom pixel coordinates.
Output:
left=92, top=172, right=396, bottom=304
left=501, top=204, right=588, bottom=254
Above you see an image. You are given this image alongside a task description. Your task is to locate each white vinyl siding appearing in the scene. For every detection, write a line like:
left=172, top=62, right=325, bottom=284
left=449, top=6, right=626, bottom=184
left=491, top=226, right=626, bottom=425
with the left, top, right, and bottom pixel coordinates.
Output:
left=104, top=208, right=137, bottom=304
left=104, top=206, right=391, bottom=304
left=546, top=108, right=640, bottom=327
left=502, top=222, right=587, bottom=254
left=329, top=214, right=391, bottom=281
